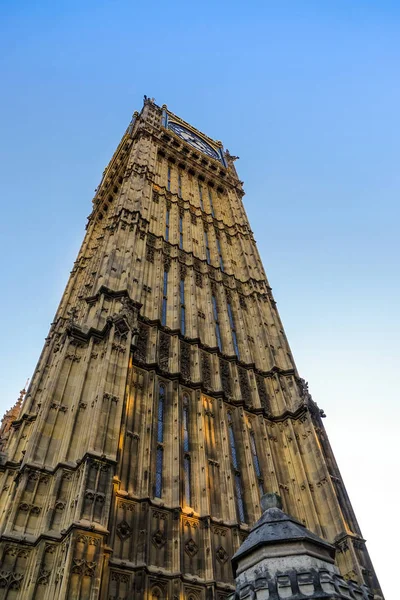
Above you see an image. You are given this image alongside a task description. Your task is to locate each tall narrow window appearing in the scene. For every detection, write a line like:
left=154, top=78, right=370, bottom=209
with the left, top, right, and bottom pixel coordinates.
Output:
left=198, top=183, right=204, bottom=210
left=227, top=412, right=245, bottom=523
left=216, top=236, right=224, bottom=272
left=167, top=165, right=171, bottom=191
left=212, top=294, right=222, bottom=351
left=249, top=428, right=264, bottom=497
left=227, top=301, right=240, bottom=359
left=178, top=172, right=182, bottom=198
left=155, top=384, right=165, bottom=498
left=161, top=270, right=168, bottom=326
left=204, top=230, right=211, bottom=264
left=208, top=187, right=215, bottom=217
left=179, top=213, right=184, bottom=249
left=165, top=208, right=170, bottom=241
left=183, top=395, right=191, bottom=506
left=180, top=278, right=186, bottom=335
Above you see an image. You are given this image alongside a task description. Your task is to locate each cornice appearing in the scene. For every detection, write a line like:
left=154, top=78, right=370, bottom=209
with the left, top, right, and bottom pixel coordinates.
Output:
left=145, top=231, right=272, bottom=301
left=153, top=182, right=252, bottom=236
left=138, top=316, right=286, bottom=377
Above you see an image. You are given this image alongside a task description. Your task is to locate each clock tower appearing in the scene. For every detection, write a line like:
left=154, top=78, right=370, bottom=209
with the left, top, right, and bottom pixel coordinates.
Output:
left=0, top=98, right=383, bottom=599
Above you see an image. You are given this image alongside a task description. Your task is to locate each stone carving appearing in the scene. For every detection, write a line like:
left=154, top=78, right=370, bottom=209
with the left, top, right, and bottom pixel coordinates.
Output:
left=164, top=256, right=171, bottom=272
left=71, top=559, right=97, bottom=577
left=195, top=272, right=203, bottom=288
left=220, top=359, right=232, bottom=396
left=239, top=295, right=247, bottom=310
left=159, top=332, right=170, bottom=371
left=256, top=373, right=270, bottom=412
left=136, top=322, right=149, bottom=362
left=185, top=538, right=199, bottom=557
left=298, top=378, right=326, bottom=419
left=238, top=367, right=251, bottom=404
left=116, top=520, right=133, bottom=541
left=201, top=352, right=212, bottom=389
left=0, top=571, right=24, bottom=590
left=152, top=529, right=167, bottom=548
left=146, top=245, right=155, bottom=263
left=215, top=545, right=229, bottom=564
left=180, top=341, right=191, bottom=380
left=111, top=570, right=130, bottom=585
left=117, top=296, right=139, bottom=334
left=37, top=569, right=51, bottom=585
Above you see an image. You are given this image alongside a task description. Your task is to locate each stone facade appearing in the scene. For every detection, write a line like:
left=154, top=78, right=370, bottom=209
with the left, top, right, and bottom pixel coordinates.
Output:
left=0, top=98, right=383, bottom=599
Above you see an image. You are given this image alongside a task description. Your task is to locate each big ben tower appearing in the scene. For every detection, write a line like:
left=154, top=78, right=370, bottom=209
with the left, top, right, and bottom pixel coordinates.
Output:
left=0, top=98, right=382, bottom=600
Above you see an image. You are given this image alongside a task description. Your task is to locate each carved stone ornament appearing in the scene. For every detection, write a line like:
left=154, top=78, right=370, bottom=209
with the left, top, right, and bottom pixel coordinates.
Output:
left=152, top=529, right=167, bottom=548
left=185, top=538, right=199, bottom=557
left=238, top=366, right=251, bottom=404
left=201, top=352, right=212, bottom=389
left=256, top=373, right=270, bottom=412
left=220, top=359, right=232, bottom=396
left=116, top=520, right=133, bottom=541
left=159, top=332, right=170, bottom=371
left=136, top=322, right=149, bottom=362
left=115, top=296, right=139, bottom=334
left=180, top=341, right=191, bottom=380
left=215, top=545, right=229, bottom=564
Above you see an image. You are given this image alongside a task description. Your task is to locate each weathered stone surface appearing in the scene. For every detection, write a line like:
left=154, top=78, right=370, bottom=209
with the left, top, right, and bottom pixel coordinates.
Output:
left=0, top=99, right=383, bottom=599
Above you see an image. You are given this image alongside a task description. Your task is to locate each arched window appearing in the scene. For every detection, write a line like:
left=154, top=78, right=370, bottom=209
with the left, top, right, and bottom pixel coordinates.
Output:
left=178, top=171, right=182, bottom=198
left=198, top=182, right=204, bottom=210
left=155, top=384, right=165, bottom=498
left=204, top=229, right=211, bottom=264
left=249, top=423, right=264, bottom=496
left=167, top=165, right=171, bottom=191
left=212, top=294, right=222, bottom=351
left=216, top=235, right=224, bottom=272
left=227, top=412, right=246, bottom=523
left=161, top=270, right=168, bottom=326
left=208, top=187, right=215, bottom=217
left=179, top=213, right=184, bottom=249
left=227, top=301, right=239, bottom=359
left=183, top=394, right=191, bottom=506
left=180, top=278, right=186, bottom=335
left=151, top=586, right=162, bottom=599
left=165, top=207, right=170, bottom=241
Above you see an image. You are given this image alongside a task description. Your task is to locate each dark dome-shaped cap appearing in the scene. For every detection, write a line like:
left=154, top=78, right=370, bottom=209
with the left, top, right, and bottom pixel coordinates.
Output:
left=232, top=499, right=335, bottom=576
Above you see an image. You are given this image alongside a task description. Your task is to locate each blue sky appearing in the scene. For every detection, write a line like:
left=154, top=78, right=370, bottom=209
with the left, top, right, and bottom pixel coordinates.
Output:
left=0, top=1, right=399, bottom=596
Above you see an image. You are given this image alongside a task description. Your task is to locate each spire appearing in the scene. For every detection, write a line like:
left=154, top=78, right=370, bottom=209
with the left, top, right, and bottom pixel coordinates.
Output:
left=0, top=380, right=28, bottom=450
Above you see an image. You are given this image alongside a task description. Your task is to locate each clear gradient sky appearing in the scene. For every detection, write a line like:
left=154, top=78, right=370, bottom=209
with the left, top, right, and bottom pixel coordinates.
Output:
left=0, top=1, right=399, bottom=597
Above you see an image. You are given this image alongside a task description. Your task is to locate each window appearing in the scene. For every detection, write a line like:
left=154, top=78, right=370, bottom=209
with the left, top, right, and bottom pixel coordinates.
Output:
left=204, top=230, right=211, bottom=264
left=161, top=270, right=168, bottom=325
left=216, top=236, right=224, bottom=272
left=178, top=171, right=182, bottom=197
left=165, top=208, right=170, bottom=241
left=183, top=394, right=191, bottom=506
left=180, top=278, right=186, bottom=335
left=155, top=384, right=165, bottom=498
left=249, top=428, right=264, bottom=497
left=212, top=294, right=222, bottom=351
left=227, top=301, right=240, bottom=359
left=208, top=187, right=215, bottom=217
left=227, top=412, right=245, bottom=523
left=179, top=213, right=184, bottom=249
left=167, top=165, right=171, bottom=191
left=198, top=182, right=204, bottom=210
